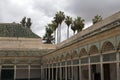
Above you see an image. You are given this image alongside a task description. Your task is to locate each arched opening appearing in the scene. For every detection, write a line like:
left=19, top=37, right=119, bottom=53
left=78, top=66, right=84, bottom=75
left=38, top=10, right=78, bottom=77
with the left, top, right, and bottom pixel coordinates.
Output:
left=72, top=50, right=80, bottom=80
left=52, top=57, right=56, bottom=63
left=65, top=53, right=72, bottom=80
left=101, top=41, right=117, bottom=80
left=118, top=42, right=120, bottom=50
left=60, top=55, right=65, bottom=62
left=80, top=48, right=89, bottom=80
left=89, top=45, right=99, bottom=55
left=60, top=55, right=65, bottom=80
left=80, top=48, right=87, bottom=57
left=101, top=41, right=114, bottom=53
left=46, top=59, right=48, bottom=64
left=72, top=50, right=79, bottom=59
left=56, top=56, right=60, bottom=62
left=65, top=53, right=71, bottom=61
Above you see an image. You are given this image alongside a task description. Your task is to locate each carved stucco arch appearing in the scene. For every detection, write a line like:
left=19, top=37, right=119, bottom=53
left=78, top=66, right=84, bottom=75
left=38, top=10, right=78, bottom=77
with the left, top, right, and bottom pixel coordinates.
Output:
left=49, top=59, right=53, bottom=64
left=80, top=48, right=87, bottom=57
left=89, top=45, right=99, bottom=55
left=65, top=53, right=71, bottom=61
left=45, top=59, right=49, bottom=64
left=52, top=57, right=56, bottom=63
left=118, top=42, right=120, bottom=50
left=72, top=50, right=79, bottom=59
left=60, top=55, right=65, bottom=62
left=56, top=56, right=60, bottom=62
left=101, top=41, right=115, bottom=53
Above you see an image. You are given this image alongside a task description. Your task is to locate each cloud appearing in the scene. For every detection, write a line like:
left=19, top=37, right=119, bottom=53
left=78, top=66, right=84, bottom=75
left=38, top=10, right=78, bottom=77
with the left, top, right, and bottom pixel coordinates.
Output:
left=65, top=0, right=120, bottom=22
left=0, top=0, right=120, bottom=40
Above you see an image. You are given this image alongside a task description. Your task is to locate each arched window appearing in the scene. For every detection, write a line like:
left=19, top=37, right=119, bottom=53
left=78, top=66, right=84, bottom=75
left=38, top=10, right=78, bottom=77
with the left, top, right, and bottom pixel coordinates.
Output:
left=65, top=53, right=71, bottom=60
left=89, top=45, right=99, bottom=55
left=101, top=41, right=114, bottom=53
left=80, top=48, right=87, bottom=57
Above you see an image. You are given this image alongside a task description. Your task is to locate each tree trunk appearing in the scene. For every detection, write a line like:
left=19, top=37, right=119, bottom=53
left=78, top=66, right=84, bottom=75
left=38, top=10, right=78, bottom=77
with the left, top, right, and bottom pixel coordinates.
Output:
left=67, top=26, right=69, bottom=39
left=54, top=30, right=56, bottom=44
left=57, top=27, right=59, bottom=44
left=73, top=31, right=75, bottom=35
left=59, top=24, right=61, bottom=43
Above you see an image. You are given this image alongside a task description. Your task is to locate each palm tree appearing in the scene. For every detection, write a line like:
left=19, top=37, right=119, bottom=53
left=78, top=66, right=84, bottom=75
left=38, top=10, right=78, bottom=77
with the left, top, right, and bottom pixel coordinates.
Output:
left=54, top=11, right=65, bottom=43
left=65, top=16, right=72, bottom=38
left=48, top=21, right=58, bottom=44
left=20, top=17, right=26, bottom=27
left=26, top=18, right=32, bottom=29
left=92, top=15, right=102, bottom=24
left=74, top=17, right=84, bottom=33
left=43, top=26, right=54, bottom=44
left=71, top=22, right=77, bottom=35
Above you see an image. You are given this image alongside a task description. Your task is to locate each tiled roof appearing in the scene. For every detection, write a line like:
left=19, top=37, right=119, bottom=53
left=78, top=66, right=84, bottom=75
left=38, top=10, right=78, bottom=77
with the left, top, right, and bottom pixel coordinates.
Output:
left=0, top=23, right=40, bottom=38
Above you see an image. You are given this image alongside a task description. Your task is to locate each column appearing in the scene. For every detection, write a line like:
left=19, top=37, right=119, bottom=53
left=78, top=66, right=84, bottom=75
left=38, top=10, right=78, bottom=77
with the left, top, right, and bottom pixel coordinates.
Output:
left=28, top=65, right=30, bottom=80
left=0, top=66, right=1, bottom=80
left=60, top=63, right=62, bottom=80
left=48, top=67, right=50, bottom=80
left=65, top=61, right=67, bottom=80
left=88, top=55, right=91, bottom=80
left=14, top=65, right=16, bottom=80
left=71, top=60, right=73, bottom=80
left=52, top=64, right=53, bottom=80
left=116, top=52, right=119, bottom=80
left=40, top=66, right=42, bottom=80
left=79, top=59, right=81, bottom=80
left=100, top=53, right=103, bottom=80
left=56, top=64, right=58, bottom=80
left=0, top=65, right=1, bottom=80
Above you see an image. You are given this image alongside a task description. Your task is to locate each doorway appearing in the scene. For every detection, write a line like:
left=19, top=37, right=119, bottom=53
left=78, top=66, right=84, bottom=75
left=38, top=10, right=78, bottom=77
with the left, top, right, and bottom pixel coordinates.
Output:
left=91, top=64, right=101, bottom=80
left=103, top=63, right=117, bottom=80
left=1, top=69, right=14, bottom=80
left=103, top=64, right=110, bottom=80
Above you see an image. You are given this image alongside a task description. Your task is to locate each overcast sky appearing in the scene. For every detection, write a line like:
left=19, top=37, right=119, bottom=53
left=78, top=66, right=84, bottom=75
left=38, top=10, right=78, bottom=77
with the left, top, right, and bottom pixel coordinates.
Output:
left=0, top=0, right=120, bottom=41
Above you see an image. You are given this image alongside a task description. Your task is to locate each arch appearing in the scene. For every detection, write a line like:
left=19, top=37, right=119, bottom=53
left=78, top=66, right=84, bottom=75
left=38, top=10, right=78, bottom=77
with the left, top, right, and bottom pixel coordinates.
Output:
left=118, top=42, right=120, bottom=50
left=89, top=45, right=99, bottom=55
left=56, top=56, right=60, bottom=62
left=65, top=53, right=71, bottom=60
left=52, top=57, right=56, bottom=63
left=80, top=48, right=87, bottom=57
left=60, top=55, right=65, bottom=61
left=49, top=59, right=52, bottom=64
left=46, top=59, right=49, bottom=64
left=101, top=41, right=114, bottom=53
left=72, top=50, right=79, bottom=59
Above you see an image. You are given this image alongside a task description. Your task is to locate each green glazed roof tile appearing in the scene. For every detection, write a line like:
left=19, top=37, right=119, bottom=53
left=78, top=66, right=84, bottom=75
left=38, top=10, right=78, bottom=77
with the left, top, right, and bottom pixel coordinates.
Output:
left=0, top=23, right=40, bottom=38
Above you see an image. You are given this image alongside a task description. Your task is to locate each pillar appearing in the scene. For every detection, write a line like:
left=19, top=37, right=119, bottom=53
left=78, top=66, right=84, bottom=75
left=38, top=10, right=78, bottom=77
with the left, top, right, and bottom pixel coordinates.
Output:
left=52, top=64, right=53, bottom=80
left=79, top=59, right=81, bottom=80
left=65, top=61, right=67, bottom=80
left=88, top=55, right=91, bottom=80
left=0, top=65, right=1, bottom=80
left=40, top=66, right=42, bottom=80
left=60, top=63, right=62, bottom=80
left=28, top=65, right=30, bottom=80
left=56, top=64, right=58, bottom=80
left=14, top=65, right=16, bottom=80
left=100, top=53, right=103, bottom=80
left=71, top=60, right=73, bottom=80
left=117, top=52, right=119, bottom=80
left=48, top=67, right=50, bottom=80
